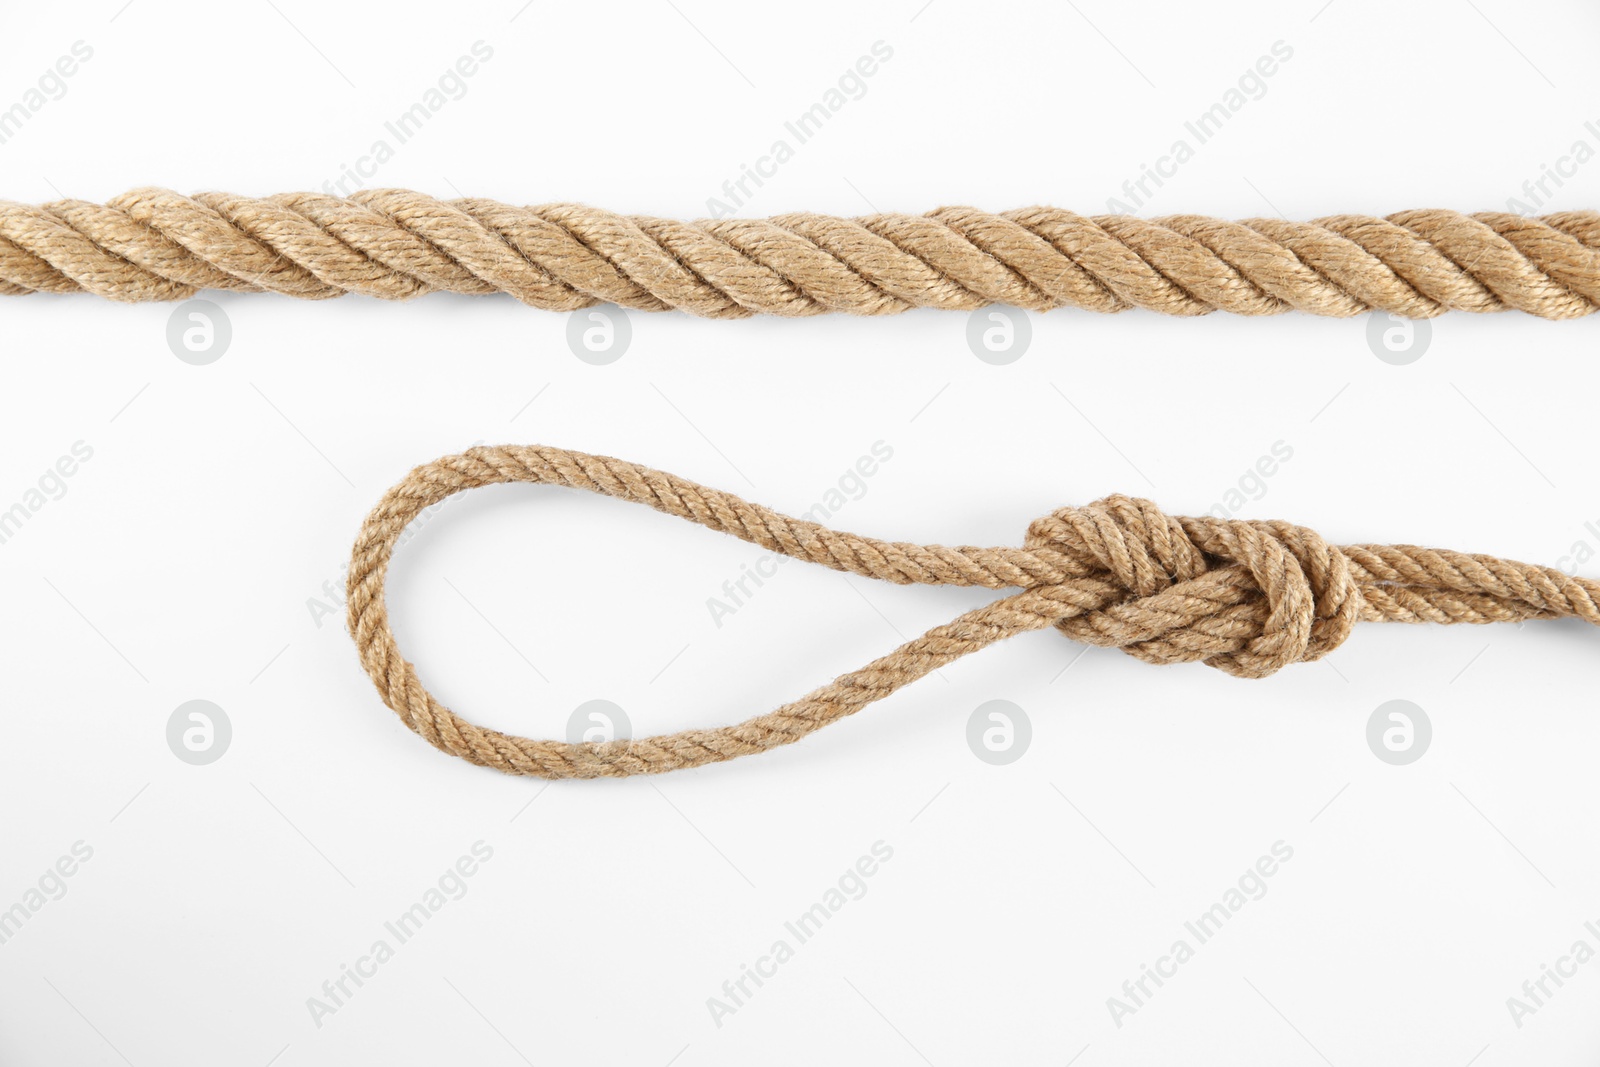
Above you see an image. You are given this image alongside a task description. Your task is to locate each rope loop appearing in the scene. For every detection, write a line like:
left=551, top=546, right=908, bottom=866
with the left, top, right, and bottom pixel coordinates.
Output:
left=348, top=446, right=1600, bottom=778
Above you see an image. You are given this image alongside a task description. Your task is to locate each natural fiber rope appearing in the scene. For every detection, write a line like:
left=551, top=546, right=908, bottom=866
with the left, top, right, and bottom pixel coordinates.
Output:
left=349, top=445, right=1600, bottom=779
left=3, top=189, right=1599, bottom=317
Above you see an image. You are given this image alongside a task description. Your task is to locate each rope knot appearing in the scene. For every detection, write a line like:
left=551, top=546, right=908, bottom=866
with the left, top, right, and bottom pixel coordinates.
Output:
left=1024, top=495, right=1361, bottom=677
left=349, top=446, right=1600, bottom=777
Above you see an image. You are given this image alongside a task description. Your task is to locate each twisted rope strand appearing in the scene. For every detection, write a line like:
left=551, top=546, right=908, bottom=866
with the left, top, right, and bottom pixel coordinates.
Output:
left=3, top=189, right=1598, bottom=317
left=348, top=445, right=1600, bottom=779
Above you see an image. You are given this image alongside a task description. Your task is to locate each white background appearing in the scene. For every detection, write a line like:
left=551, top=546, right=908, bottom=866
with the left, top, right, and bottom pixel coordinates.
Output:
left=2, top=1, right=1598, bottom=1064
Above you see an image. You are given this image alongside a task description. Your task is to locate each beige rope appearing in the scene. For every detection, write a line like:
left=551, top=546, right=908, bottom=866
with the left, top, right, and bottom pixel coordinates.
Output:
left=2, top=189, right=1597, bottom=316
left=348, top=445, right=1600, bottom=779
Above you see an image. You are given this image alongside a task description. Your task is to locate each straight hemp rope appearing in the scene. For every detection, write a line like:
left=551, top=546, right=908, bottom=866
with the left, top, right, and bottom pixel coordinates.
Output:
left=4, top=189, right=1600, bottom=317
left=349, top=445, right=1600, bottom=779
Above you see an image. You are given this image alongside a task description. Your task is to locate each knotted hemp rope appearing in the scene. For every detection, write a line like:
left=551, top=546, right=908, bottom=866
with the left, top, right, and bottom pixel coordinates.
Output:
left=3, top=189, right=1598, bottom=317
left=349, top=445, right=1600, bottom=779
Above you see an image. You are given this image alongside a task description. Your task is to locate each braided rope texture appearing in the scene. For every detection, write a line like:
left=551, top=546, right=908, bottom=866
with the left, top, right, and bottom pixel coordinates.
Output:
left=349, top=445, right=1600, bottom=779
left=3, top=189, right=1599, bottom=317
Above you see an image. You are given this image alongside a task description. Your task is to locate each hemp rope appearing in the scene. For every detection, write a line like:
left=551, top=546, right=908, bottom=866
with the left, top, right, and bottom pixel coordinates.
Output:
left=3, top=189, right=1599, bottom=317
left=349, top=445, right=1600, bottom=779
